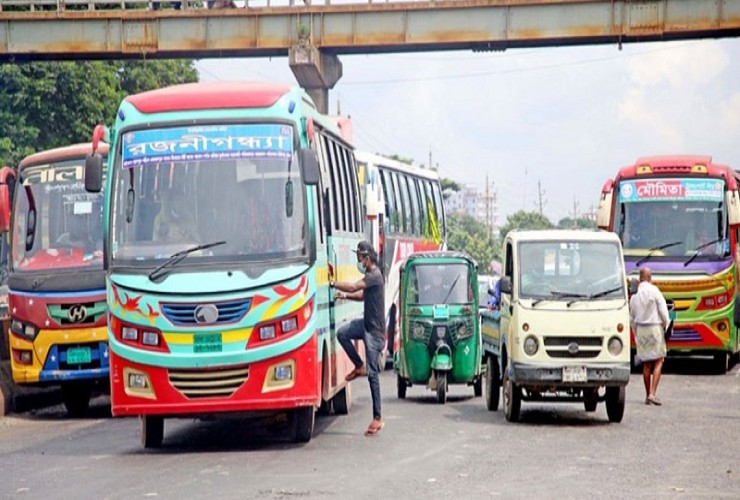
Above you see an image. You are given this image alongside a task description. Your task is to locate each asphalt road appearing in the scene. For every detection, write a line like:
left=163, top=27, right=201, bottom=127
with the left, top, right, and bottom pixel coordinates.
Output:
left=0, top=358, right=738, bottom=500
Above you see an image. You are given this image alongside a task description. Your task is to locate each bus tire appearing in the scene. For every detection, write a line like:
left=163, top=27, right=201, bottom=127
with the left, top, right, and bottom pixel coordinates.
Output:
left=292, top=406, right=315, bottom=443
left=605, top=386, right=625, bottom=423
left=332, top=383, right=351, bottom=415
left=712, top=352, right=729, bottom=374
left=141, top=415, right=164, bottom=448
left=61, top=381, right=92, bottom=417
left=485, top=356, right=500, bottom=411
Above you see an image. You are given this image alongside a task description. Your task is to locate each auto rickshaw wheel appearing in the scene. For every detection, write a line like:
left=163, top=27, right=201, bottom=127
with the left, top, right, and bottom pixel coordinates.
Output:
left=436, top=371, right=447, bottom=404
left=485, top=356, right=500, bottom=411
left=141, top=415, right=164, bottom=449
left=473, top=377, right=482, bottom=397
left=605, top=386, right=626, bottom=423
left=397, top=374, right=407, bottom=399
left=503, top=368, right=521, bottom=422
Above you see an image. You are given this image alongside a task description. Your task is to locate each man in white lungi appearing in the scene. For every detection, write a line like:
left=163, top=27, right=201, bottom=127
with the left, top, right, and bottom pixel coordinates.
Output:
left=630, top=267, right=670, bottom=405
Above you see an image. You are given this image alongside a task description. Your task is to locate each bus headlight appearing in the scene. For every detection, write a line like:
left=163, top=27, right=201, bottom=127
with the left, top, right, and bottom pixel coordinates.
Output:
left=523, top=335, right=538, bottom=356
left=608, top=336, right=623, bottom=356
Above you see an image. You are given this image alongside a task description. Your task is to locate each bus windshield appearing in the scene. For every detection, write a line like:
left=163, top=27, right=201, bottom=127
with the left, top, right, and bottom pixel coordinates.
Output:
left=110, top=123, right=306, bottom=265
left=619, top=200, right=728, bottom=259
left=13, top=160, right=104, bottom=272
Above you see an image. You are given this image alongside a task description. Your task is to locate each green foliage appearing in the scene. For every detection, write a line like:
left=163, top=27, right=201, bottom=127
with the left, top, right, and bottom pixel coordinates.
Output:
left=498, top=210, right=554, bottom=244
left=0, top=60, right=198, bottom=167
left=384, top=154, right=414, bottom=165
left=557, top=216, right=596, bottom=229
left=441, top=177, right=461, bottom=193
left=446, top=212, right=499, bottom=273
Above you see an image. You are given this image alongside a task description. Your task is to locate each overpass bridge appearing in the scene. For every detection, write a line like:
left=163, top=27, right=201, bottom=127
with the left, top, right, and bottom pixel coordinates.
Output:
left=1, top=0, right=739, bottom=111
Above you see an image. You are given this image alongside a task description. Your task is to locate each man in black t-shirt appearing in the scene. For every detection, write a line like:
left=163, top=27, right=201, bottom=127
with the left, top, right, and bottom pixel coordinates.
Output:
left=330, top=240, right=385, bottom=436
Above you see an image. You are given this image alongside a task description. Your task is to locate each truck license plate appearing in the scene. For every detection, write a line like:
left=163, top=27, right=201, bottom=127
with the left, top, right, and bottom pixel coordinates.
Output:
left=67, top=347, right=91, bottom=364
left=562, top=366, right=587, bottom=383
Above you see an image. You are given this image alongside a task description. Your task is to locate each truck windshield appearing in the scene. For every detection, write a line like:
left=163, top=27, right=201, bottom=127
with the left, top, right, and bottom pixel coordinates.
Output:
left=518, top=241, right=624, bottom=301
left=410, top=263, right=471, bottom=305
left=12, top=160, right=104, bottom=272
left=110, top=123, right=306, bottom=266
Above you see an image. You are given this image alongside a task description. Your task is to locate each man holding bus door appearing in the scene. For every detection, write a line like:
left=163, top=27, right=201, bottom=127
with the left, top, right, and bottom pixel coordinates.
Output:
left=329, top=241, right=386, bottom=436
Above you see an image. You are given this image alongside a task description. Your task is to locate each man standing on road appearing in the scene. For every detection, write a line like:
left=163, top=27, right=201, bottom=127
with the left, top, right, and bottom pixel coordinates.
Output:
left=630, top=267, right=669, bottom=406
left=330, top=241, right=385, bottom=436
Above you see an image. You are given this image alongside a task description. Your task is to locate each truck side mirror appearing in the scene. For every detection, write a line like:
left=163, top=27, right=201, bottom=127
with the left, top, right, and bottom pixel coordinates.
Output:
left=85, top=154, right=103, bottom=193
left=500, top=276, right=512, bottom=294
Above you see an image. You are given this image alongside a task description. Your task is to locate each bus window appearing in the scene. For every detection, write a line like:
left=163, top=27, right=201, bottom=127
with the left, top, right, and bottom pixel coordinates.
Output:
left=390, top=171, right=405, bottom=233
left=431, top=182, right=446, bottom=241
left=380, top=169, right=397, bottom=234
left=397, top=174, right=412, bottom=235
left=407, top=176, right=422, bottom=235
left=322, top=136, right=340, bottom=232
left=342, top=147, right=359, bottom=233
left=422, top=179, right=434, bottom=239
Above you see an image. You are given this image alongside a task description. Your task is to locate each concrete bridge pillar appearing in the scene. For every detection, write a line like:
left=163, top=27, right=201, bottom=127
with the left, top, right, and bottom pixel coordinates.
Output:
left=289, top=38, right=342, bottom=114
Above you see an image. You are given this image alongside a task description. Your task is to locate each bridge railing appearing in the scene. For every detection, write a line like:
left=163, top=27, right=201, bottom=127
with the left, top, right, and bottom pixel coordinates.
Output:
left=0, top=0, right=406, bottom=11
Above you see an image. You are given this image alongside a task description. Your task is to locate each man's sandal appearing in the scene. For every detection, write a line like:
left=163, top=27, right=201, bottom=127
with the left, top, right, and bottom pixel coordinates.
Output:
left=364, top=420, right=385, bottom=436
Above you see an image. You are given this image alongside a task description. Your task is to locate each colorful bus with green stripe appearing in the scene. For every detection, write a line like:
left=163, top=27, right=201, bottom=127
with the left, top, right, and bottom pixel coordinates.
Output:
left=85, top=81, right=365, bottom=447
left=0, top=143, right=109, bottom=415
left=597, top=155, right=740, bottom=373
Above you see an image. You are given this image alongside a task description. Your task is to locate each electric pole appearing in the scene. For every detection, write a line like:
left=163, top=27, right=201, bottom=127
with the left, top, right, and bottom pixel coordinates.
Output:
left=535, top=179, right=547, bottom=215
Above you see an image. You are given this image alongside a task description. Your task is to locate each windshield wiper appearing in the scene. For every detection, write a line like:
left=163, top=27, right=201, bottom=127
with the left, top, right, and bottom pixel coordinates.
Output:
left=634, top=241, right=683, bottom=267
left=531, top=290, right=584, bottom=307
left=148, top=240, right=226, bottom=283
left=441, top=275, right=462, bottom=304
left=683, top=238, right=724, bottom=267
left=589, top=286, right=624, bottom=299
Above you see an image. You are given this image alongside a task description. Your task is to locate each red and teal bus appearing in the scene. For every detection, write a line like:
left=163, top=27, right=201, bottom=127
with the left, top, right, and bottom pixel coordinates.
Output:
left=597, top=155, right=740, bottom=372
left=85, top=81, right=366, bottom=447
left=355, top=151, right=446, bottom=366
left=0, top=143, right=109, bottom=414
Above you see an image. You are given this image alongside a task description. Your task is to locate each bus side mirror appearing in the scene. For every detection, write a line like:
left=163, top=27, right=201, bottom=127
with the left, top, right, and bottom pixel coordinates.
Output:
left=628, top=277, right=639, bottom=295
left=0, top=184, right=10, bottom=233
left=85, top=154, right=103, bottom=193
left=726, top=191, right=740, bottom=226
left=299, top=148, right=320, bottom=186
left=0, top=166, right=16, bottom=233
left=500, top=276, right=512, bottom=294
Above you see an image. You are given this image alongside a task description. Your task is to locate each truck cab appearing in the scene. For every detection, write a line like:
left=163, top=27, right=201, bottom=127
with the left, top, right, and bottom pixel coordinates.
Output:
left=480, top=229, right=630, bottom=423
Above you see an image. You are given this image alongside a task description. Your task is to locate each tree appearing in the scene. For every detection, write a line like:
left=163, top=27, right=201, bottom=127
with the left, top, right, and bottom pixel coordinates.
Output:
left=557, top=216, right=597, bottom=229
left=441, top=177, right=461, bottom=192
left=498, top=210, right=554, bottom=244
left=0, top=60, right=198, bottom=167
left=446, top=212, right=500, bottom=273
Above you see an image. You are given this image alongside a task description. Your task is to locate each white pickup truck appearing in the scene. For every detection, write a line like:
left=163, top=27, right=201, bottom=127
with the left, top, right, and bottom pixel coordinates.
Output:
left=480, top=229, right=630, bottom=423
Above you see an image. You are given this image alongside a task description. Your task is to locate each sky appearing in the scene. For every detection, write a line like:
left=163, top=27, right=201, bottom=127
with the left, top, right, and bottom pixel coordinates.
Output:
left=196, top=37, right=740, bottom=226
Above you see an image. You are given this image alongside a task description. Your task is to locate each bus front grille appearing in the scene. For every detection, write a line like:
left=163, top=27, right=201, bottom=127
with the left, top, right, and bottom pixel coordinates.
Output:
left=168, top=365, right=249, bottom=399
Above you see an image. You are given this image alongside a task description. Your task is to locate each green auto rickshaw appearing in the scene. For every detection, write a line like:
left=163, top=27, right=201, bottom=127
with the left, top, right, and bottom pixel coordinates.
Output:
left=395, top=251, right=483, bottom=403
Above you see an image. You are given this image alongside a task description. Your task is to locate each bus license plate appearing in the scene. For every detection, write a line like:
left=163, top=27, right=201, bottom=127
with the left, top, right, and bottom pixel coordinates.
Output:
left=67, top=347, right=91, bottom=364
left=562, top=366, right=587, bottom=383
left=194, top=333, right=222, bottom=353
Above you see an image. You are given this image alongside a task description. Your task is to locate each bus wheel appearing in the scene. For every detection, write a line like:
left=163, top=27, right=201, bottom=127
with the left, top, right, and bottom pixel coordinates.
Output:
left=712, top=352, right=729, bottom=374
left=141, top=415, right=164, bottom=448
left=61, top=382, right=92, bottom=417
left=332, top=383, right=352, bottom=415
left=503, top=368, right=521, bottom=422
left=292, top=406, right=315, bottom=443
left=605, top=386, right=625, bottom=423
left=485, top=356, right=500, bottom=411
left=583, top=388, right=598, bottom=412
left=397, top=374, right=407, bottom=399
